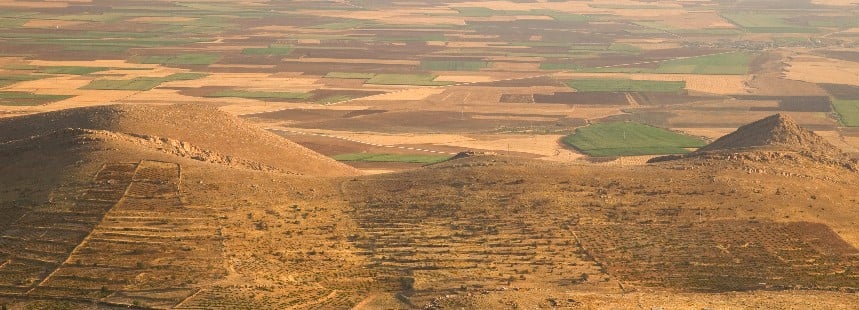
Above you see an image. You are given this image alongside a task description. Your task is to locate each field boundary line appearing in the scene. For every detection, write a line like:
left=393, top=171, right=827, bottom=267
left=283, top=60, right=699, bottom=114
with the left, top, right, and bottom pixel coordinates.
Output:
left=266, top=128, right=459, bottom=155
left=237, top=50, right=739, bottom=117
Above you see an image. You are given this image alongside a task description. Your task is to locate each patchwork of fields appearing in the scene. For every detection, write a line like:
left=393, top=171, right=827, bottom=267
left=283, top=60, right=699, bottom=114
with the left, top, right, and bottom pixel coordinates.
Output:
left=0, top=0, right=857, bottom=167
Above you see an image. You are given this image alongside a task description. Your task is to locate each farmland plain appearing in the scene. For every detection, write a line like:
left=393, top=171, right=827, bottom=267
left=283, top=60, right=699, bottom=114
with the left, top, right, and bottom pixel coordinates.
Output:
left=0, top=0, right=855, bottom=167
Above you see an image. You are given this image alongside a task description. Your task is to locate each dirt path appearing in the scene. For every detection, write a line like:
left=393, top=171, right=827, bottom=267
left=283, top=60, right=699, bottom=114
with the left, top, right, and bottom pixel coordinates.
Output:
left=288, top=289, right=338, bottom=309
left=625, top=93, right=640, bottom=107
left=352, top=292, right=379, bottom=310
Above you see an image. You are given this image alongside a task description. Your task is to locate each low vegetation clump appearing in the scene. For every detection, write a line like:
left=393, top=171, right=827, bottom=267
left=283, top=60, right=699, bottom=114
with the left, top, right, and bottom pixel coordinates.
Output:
left=332, top=153, right=451, bottom=164
left=563, top=122, right=706, bottom=156
left=566, top=79, right=686, bottom=93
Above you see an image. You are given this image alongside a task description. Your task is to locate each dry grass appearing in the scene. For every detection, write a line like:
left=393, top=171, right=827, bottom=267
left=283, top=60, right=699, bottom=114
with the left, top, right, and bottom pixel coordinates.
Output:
left=294, top=58, right=420, bottom=66
left=22, top=19, right=87, bottom=28
left=355, top=88, right=445, bottom=101
left=656, top=11, right=737, bottom=29
left=553, top=72, right=750, bottom=95
left=784, top=55, right=859, bottom=86
left=434, top=75, right=495, bottom=83
left=127, top=16, right=198, bottom=22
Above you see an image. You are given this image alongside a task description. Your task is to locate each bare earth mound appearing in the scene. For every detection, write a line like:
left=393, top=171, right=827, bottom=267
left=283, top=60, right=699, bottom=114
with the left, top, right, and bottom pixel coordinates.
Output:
left=696, top=113, right=840, bottom=155
left=0, top=104, right=359, bottom=177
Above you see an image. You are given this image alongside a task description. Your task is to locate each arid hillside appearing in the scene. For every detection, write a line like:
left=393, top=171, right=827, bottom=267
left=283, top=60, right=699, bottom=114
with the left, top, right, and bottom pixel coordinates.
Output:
left=0, top=105, right=857, bottom=309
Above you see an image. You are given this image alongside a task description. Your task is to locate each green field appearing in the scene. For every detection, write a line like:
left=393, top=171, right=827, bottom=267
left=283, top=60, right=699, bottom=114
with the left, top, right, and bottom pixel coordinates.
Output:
left=312, top=20, right=367, bottom=30
left=242, top=45, right=293, bottom=55
left=2, top=64, right=39, bottom=70
left=332, top=153, right=451, bottom=164
left=582, top=52, right=754, bottom=75
left=833, top=99, right=859, bottom=127
left=420, top=60, right=489, bottom=71
left=135, top=53, right=221, bottom=65
left=0, top=74, right=48, bottom=87
left=325, top=72, right=376, bottom=79
left=563, top=122, right=707, bottom=156
left=81, top=78, right=163, bottom=91
left=206, top=90, right=311, bottom=100
left=365, top=74, right=453, bottom=86
left=316, top=95, right=354, bottom=104
left=80, top=73, right=206, bottom=91
left=540, top=63, right=581, bottom=70
left=40, top=66, right=110, bottom=75
left=0, top=91, right=73, bottom=106
left=566, top=79, right=686, bottom=92
left=161, top=72, right=209, bottom=81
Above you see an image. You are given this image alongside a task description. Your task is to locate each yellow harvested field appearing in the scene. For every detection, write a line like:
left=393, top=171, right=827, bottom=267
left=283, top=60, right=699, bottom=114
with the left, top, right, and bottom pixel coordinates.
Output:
left=358, top=88, right=446, bottom=101
left=444, top=41, right=528, bottom=49
left=489, top=56, right=546, bottom=62
left=446, top=34, right=499, bottom=39
left=127, top=16, right=198, bottom=22
left=27, top=60, right=157, bottom=69
left=611, top=9, right=689, bottom=18
left=434, top=75, right=495, bottom=83
left=470, top=15, right=554, bottom=22
left=784, top=55, right=859, bottom=86
left=165, top=73, right=321, bottom=91
left=292, top=58, right=420, bottom=66
left=209, top=64, right=277, bottom=69
left=553, top=72, right=750, bottom=95
left=811, top=0, right=858, bottom=6
left=470, top=115, right=558, bottom=122
left=274, top=128, right=583, bottom=159
left=590, top=155, right=658, bottom=166
left=657, top=11, right=736, bottom=29
left=299, top=9, right=466, bottom=26
left=490, top=62, right=541, bottom=71
left=673, top=127, right=734, bottom=140
left=3, top=76, right=90, bottom=91
left=0, top=1, right=68, bottom=8
left=118, top=89, right=206, bottom=103
left=815, top=130, right=859, bottom=153
left=22, top=19, right=87, bottom=28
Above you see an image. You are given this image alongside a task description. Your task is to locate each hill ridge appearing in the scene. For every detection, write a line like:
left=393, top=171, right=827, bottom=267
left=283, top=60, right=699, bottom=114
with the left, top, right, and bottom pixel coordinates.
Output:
left=0, top=104, right=359, bottom=177
left=695, top=113, right=839, bottom=155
